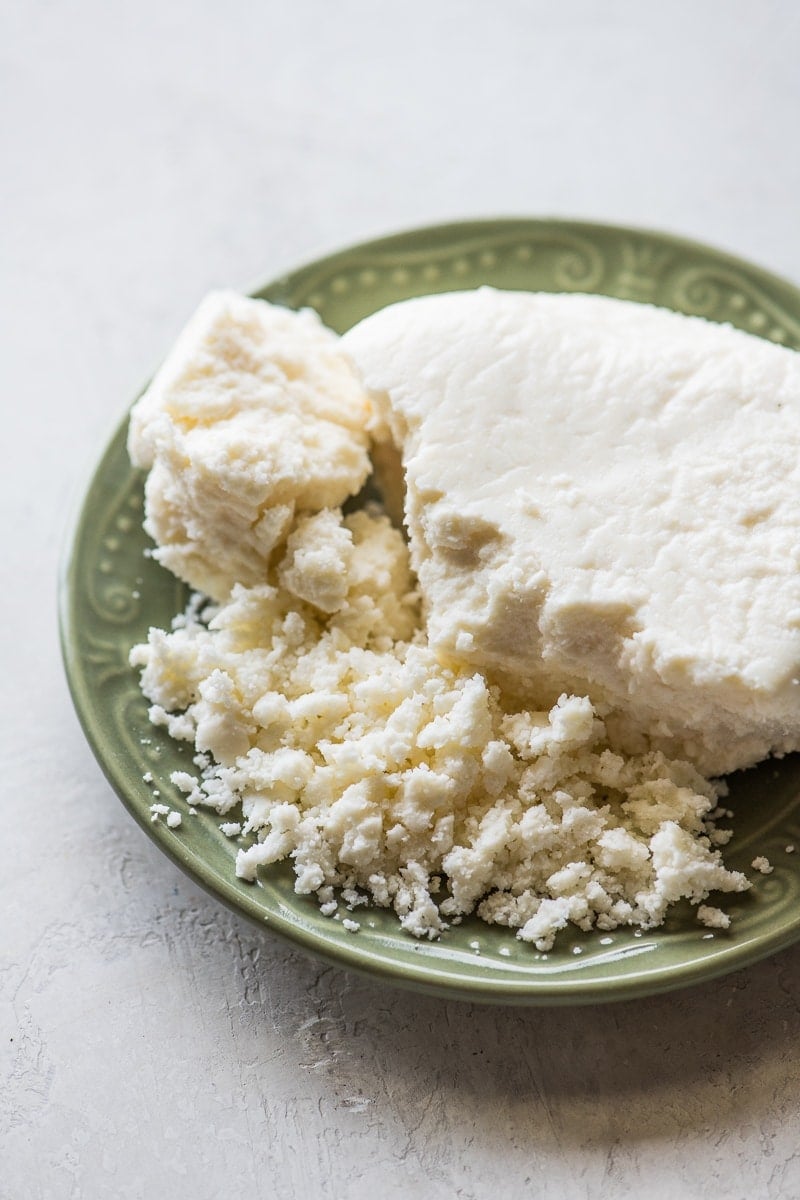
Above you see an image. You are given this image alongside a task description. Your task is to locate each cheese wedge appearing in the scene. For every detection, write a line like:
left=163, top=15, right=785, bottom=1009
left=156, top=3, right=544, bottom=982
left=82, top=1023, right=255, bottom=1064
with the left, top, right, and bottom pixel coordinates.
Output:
left=343, top=288, right=800, bottom=776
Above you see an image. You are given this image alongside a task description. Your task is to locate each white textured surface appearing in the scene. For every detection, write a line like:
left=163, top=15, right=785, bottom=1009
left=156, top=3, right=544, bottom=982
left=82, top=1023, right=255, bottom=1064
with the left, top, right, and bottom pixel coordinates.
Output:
left=343, top=288, right=800, bottom=776
left=4, top=2, right=800, bottom=1196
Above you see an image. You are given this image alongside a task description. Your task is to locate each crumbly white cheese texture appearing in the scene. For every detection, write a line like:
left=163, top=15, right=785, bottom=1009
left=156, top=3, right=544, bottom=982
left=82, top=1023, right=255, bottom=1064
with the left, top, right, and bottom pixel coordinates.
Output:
left=128, top=291, right=372, bottom=601
left=342, top=288, right=800, bottom=777
left=132, top=506, right=747, bottom=949
left=127, top=291, right=756, bottom=948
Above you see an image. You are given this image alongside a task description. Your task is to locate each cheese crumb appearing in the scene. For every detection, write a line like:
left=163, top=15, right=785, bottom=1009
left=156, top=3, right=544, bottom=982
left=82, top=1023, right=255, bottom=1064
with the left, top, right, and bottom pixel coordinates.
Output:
left=751, top=856, right=774, bottom=874
left=697, top=905, right=731, bottom=930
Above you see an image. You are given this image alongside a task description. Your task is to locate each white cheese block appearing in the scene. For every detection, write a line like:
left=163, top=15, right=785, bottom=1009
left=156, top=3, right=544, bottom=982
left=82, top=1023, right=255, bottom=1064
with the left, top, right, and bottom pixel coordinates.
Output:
left=128, top=291, right=372, bottom=601
left=342, top=288, right=800, bottom=776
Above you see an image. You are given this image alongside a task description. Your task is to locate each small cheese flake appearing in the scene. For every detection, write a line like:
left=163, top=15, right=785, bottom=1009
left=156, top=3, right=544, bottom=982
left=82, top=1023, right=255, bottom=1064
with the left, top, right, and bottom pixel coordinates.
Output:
left=166, top=811, right=182, bottom=829
left=342, top=918, right=361, bottom=933
left=697, top=905, right=731, bottom=930
left=171, top=771, right=197, bottom=793
left=220, top=822, right=242, bottom=838
left=786, top=845, right=796, bottom=854
left=751, top=856, right=774, bottom=874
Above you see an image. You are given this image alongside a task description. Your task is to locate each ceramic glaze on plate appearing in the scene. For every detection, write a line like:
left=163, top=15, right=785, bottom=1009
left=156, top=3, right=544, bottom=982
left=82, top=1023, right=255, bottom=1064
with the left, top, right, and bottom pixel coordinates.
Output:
left=59, top=219, right=800, bottom=1005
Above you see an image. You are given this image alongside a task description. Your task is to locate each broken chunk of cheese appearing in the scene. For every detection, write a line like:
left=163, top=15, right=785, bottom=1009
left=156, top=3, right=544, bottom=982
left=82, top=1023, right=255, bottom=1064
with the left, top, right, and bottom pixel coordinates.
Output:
left=342, top=288, right=800, bottom=776
left=128, top=291, right=372, bottom=601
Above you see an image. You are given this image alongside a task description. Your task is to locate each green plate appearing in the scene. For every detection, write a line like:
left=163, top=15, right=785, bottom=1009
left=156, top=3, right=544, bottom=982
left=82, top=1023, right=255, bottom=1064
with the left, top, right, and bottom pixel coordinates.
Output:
left=60, top=219, right=800, bottom=1005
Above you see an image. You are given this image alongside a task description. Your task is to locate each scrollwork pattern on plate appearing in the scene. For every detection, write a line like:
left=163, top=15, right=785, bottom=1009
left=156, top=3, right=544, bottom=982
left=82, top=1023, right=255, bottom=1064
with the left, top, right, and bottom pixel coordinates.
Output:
left=613, top=239, right=675, bottom=302
left=547, top=235, right=605, bottom=291
left=83, top=630, right=134, bottom=688
left=85, top=474, right=146, bottom=625
left=115, top=688, right=168, bottom=767
left=89, top=577, right=142, bottom=626
left=669, top=265, right=800, bottom=347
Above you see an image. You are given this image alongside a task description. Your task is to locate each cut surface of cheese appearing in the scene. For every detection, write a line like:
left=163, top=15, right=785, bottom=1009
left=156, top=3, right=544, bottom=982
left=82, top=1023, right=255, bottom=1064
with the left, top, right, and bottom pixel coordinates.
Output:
left=342, top=288, right=800, bottom=776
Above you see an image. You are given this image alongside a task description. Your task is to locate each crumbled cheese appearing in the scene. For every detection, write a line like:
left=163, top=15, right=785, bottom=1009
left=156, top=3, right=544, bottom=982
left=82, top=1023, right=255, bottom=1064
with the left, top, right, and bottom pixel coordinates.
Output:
left=131, top=538, right=748, bottom=950
left=127, top=292, right=768, bottom=952
left=278, top=509, right=353, bottom=614
left=343, top=288, right=800, bottom=776
left=751, top=856, right=774, bottom=874
left=170, top=771, right=197, bottom=793
left=166, top=811, right=182, bottom=829
left=697, top=904, right=731, bottom=929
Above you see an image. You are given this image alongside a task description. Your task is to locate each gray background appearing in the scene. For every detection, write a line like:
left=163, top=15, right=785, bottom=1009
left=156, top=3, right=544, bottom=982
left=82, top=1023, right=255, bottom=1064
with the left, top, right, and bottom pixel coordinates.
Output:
left=4, top=2, right=800, bottom=1197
